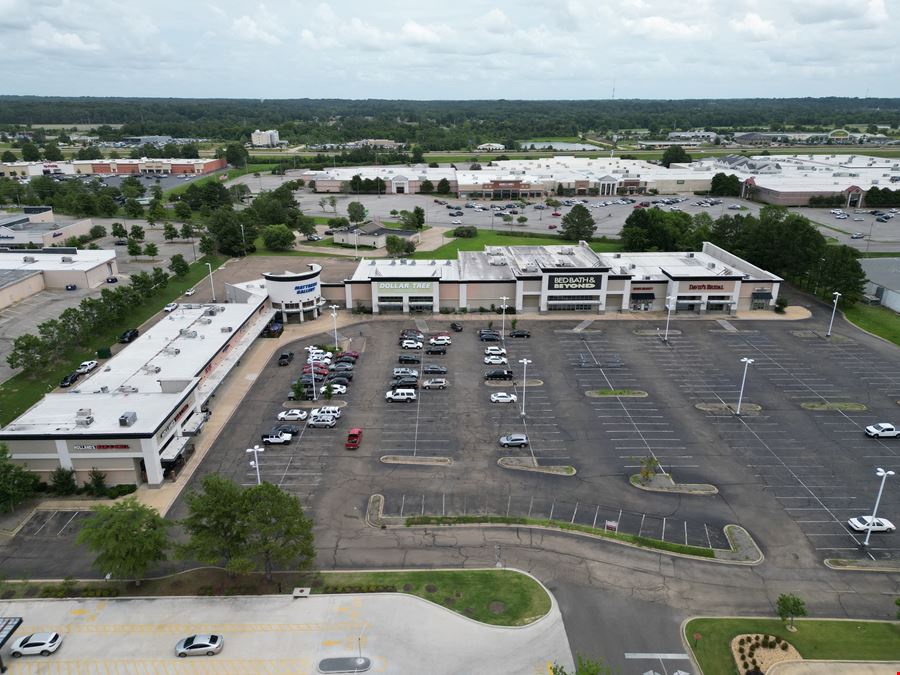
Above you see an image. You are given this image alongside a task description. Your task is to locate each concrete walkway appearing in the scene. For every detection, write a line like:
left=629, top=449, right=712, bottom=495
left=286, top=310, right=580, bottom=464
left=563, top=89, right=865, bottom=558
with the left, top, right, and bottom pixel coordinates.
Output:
left=769, top=661, right=900, bottom=674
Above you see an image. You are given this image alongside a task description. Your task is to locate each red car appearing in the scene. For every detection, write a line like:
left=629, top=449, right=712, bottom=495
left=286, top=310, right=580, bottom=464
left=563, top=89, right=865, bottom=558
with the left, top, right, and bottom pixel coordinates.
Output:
left=337, top=351, right=360, bottom=359
left=548, top=224, right=558, bottom=229
left=551, top=211, right=561, bottom=216
left=303, top=365, right=329, bottom=374
left=345, top=428, right=363, bottom=450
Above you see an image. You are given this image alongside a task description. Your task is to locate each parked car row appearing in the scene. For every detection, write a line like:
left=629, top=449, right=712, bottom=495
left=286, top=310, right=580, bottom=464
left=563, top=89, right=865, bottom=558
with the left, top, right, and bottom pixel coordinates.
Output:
left=386, top=328, right=453, bottom=402
left=9, top=632, right=223, bottom=659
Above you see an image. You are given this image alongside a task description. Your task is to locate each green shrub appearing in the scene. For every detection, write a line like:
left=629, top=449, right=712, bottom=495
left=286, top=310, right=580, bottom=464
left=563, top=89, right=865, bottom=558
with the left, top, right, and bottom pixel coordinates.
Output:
left=49, top=467, right=77, bottom=495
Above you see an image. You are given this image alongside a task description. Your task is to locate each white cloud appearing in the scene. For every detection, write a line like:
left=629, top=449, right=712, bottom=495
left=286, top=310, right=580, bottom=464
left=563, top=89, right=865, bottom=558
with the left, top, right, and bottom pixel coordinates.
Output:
left=231, top=15, right=281, bottom=45
left=730, top=12, right=776, bottom=40
left=481, top=9, right=512, bottom=34
left=400, top=20, right=441, bottom=45
left=30, top=22, right=100, bottom=51
left=624, top=16, right=704, bottom=39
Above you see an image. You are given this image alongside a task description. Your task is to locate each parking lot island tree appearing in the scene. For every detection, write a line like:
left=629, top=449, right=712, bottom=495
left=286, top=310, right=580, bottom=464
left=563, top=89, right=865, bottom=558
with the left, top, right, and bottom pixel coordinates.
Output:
left=163, top=223, right=179, bottom=241
left=143, top=242, right=159, bottom=258
left=261, top=224, right=296, bottom=251
left=242, top=482, right=315, bottom=582
left=776, top=593, right=807, bottom=631
left=347, top=201, right=366, bottom=224
left=177, top=474, right=253, bottom=575
left=77, top=497, right=170, bottom=586
left=168, top=253, right=190, bottom=277
left=111, top=222, right=128, bottom=239
left=559, top=204, right=597, bottom=241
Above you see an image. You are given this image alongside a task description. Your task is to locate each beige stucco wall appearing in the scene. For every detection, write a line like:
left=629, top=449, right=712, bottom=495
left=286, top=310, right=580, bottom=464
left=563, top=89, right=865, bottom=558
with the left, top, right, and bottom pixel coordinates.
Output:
left=0, top=273, right=45, bottom=310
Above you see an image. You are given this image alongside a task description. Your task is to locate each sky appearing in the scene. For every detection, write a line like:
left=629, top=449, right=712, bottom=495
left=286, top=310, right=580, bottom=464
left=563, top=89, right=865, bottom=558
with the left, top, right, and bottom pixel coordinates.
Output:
left=0, top=0, right=898, bottom=100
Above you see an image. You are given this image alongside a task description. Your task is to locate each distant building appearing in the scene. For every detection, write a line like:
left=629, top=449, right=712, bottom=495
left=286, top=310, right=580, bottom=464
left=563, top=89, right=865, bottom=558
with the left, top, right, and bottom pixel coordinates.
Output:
left=861, top=258, right=900, bottom=313
left=667, top=130, right=718, bottom=142
left=251, top=129, right=281, bottom=147
left=122, top=135, right=173, bottom=146
left=0, top=158, right=226, bottom=178
left=332, top=221, right=420, bottom=249
left=477, top=143, right=506, bottom=151
left=0, top=207, right=96, bottom=248
left=352, top=139, right=403, bottom=150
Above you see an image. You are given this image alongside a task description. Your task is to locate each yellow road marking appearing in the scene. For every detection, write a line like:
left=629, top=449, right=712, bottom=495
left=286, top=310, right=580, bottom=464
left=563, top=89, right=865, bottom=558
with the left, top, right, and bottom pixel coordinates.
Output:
left=8, top=659, right=316, bottom=675
left=23, top=621, right=362, bottom=635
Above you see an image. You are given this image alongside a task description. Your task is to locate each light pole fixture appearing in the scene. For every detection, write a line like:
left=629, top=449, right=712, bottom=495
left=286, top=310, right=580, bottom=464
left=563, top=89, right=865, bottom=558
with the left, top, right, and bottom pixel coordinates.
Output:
left=663, top=295, right=676, bottom=342
left=308, top=353, right=318, bottom=401
left=735, top=357, right=754, bottom=416
left=863, top=467, right=895, bottom=547
left=519, top=358, right=532, bottom=417
left=329, top=304, right=340, bottom=349
left=499, top=296, right=509, bottom=340
left=239, top=222, right=247, bottom=257
left=826, top=291, right=841, bottom=338
left=205, top=262, right=216, bottom=302
left=246, top=445, right=264, bottom=485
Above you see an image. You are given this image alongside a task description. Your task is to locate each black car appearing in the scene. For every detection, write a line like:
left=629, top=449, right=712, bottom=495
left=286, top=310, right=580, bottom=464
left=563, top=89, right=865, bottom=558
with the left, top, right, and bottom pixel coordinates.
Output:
left=325, top=371, right=354, bottom=382
left=484, top=369, right=513, bottom=380
left=509, top=329, right=531, bottom=338
left=390, top=377, right=419, bottom=389
left=450, top=323, right=463, bottom=332
left=59, top=372, right=80, bottom=388
left=114, top=239, right=128, bottom=246
left=479, top=333, right=501, bottom=342
left=325, top=376, right=352, bottom=387
left=425, top=346, right=446, bottom=355
left=277, top=352, right=294, bottom=366
left=106, top=276, right=118, bottom=284
left=119, top=328, right=139, bottom=343
left=423, top=365, right=448, bottom=375
left=65, top=284, right=77, bottom=291
left=299, top=373, right=326, bottom=383
left=333, top=356, right=356, bottom=365
left=288, top=387, right=317, bottom=401
left=273, top=424, right=300, bottom=435
left=399, top=354, right=421, bottom=364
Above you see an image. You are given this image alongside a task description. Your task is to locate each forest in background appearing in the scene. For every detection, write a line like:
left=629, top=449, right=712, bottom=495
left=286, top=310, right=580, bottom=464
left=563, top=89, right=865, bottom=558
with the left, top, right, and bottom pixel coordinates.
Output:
left=1, top=96, right=899, bottom=150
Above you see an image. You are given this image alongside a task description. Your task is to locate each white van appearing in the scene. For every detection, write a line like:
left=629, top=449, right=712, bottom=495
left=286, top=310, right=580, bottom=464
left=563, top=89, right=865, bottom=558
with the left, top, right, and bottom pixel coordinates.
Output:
left=385, top=389, right=417, bottom=402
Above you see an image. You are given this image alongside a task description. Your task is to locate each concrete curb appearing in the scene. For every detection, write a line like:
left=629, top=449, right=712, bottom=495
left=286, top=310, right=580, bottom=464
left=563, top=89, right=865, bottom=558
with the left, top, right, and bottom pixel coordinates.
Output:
left=497, top=457, right=576, bottom=476
left=823, top=559, right=900, bottom=573
left=379, top=455, right=453, bottom=466
left=369, top=496, right=765, bottom=566
left=629, top=474, right=719, bottom=496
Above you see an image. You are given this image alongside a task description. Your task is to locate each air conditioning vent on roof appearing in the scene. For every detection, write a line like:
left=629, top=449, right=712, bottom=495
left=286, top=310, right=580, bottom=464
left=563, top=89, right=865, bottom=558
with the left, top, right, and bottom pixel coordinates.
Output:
left=629, top=263, right=636, bottom=269
left=118, top=385, right=138, bottom=393
left=23, top=256, right=35, bottom=263
left=119, top=411, right=137, bottom=427
left=142, top=365, right=161, bottom=374
left=221, top=326, right=233, bottom=333
left=75, top=415, right=94, bottom=426
left=163, top=347, right=180, bottom=356
left=198, top=317, right=212, bottom=325
left=179, top=329, right=198, bottom=338
left=613, top=253, right=621, bottom=259
left=687, top=252, right=695, bottom=258
left=61, top=256, right=73, bottom=263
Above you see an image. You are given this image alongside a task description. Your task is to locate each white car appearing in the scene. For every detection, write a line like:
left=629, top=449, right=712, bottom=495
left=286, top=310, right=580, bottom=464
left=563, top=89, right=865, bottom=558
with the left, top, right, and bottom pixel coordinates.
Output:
left=864, top=423, right=900, bottom=438
left=835, top=214, right=849, bottom=220
left=429, top=336, right=452, bottom=346
left=311, top=406, right=342, bottom=419
left=830, top=209, right=844, bottom=215
left=323, top=383, right=347, bottom=395
left=401, top=340, right=423, bottom=350
left=491, top=392, right=518, bottom=403
left=307, top=414, right=337, bottom=428
left=484, top=355, right=509, bottom=365
left=422, top=378, right=448, bottom=390
left=76, top=359, right=98, bottom=375
left=164, top=302, right=178, bottom=313
left=451, top=219, right=462, bottom=225
left=484, top=346, right=507, bottom=356
left=277, top=409, right=308, bottom=421
left=847, top=516, right=895, bottom=533
left=10, top=632, right=63, bottom=657
left=184, top=288, right=196, bottom=296
left=308, top=354, right=332, bottom=365
left=305, top=347, right=332, bottom=357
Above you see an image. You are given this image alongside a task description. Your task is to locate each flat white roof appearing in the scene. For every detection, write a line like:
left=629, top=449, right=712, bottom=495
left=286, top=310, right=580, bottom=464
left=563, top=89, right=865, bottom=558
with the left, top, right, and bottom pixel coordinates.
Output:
left=0, top=248, right=115, bottom=272
left=351, top=258, right=461, bottom=281
left=0, top=287, right=267, bottom=437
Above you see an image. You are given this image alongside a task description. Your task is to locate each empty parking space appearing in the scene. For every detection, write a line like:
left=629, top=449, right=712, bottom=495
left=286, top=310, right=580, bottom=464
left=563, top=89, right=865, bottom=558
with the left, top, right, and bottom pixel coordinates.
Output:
left=17, top=510, right=91, bottom=538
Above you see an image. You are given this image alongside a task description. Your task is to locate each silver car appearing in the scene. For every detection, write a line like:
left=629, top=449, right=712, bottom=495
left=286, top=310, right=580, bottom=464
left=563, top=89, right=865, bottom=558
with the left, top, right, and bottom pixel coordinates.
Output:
left=499, top=433, right=529, bottom=448
left=175, top=634, right=223, bottom=657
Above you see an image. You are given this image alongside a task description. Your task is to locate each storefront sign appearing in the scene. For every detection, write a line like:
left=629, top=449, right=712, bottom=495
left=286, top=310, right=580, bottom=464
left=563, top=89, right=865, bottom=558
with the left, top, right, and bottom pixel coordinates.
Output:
left=157, top=403, right=191, bottom=442
left=549, top=274, right=603, bottom=291
left=294, top=282, right=317, bottom=295
left=631, top=286, right=656, bottom=292
left=377, top=281, right=434, bottom=293
left=688, top=283, right=727, bottom=291
left=73, top=444, right=130, bottom=450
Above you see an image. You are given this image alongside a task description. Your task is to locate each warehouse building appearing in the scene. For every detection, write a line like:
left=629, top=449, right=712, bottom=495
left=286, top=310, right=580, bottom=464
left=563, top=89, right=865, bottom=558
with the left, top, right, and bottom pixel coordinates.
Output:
left=337, top=241, right=780, bottom=315
left=0, top=247, right=118, bottom=310
left=0, top=157, right=226, bottom=178
left=0, top=283, right=272, bottom=487
left=0, top=207, right=95, bottom=247
left=861, top=257, right=900, bottom=313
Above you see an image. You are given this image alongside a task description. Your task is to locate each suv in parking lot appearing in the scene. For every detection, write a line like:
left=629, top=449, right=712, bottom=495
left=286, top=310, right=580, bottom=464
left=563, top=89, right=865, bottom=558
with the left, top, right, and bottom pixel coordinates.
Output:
left=390, top=377, right=419, bottom=389
left=484, top=369, right=513, bottom=380
left=422, top=364, right=447, bottom=375
left=385, top=388, right=417, bottom=402
left=499, top=433, right=528, bottom=447
left=423, top=378, right=448, bottom=390
left=426, top=345, right=447, bottom=355
left=308, top=414, right=337, bottom=428
left=479, top=332, right=501, bottom=342
left=262, top=431, right=292, bottom=445
left=393, top=367, right=419, bottom=378
left=399, top=354, right=421, bottom=364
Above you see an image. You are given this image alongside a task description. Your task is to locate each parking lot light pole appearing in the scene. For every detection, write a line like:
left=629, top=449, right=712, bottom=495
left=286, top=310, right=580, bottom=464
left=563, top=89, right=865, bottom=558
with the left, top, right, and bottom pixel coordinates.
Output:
left=499, top=296, right=509, bottom=340
left=735, top=357, right=754, bottom=416
left=519, top=358, right=532, bottom=417
left=863, top=467, right=895, bottom=547
left=205, top=262, right=216, bottom=302
left=308, top=353, right=318, bottom=401
left=826, top=291, right=841, bottom=338
left=246, top=445, right=264, bottom=485
left=329, top=304, right=340, bottom=349
left=239, top=223, right=247, bottom=257
left=663, top=295, right=676, bottom=342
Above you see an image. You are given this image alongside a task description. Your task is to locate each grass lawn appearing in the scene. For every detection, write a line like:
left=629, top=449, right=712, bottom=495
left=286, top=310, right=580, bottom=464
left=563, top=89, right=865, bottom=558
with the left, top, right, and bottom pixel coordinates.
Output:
left=844, top=303, right=900, bottom=347
left=0, top=255, right=226, bottom=426
left=412, top=229, right=622, bottom=259
left=1, top=568, right=550, bottom=628
left=164, top=164, right=272, bottom=197
left=685, top=618, right=900, bottom=674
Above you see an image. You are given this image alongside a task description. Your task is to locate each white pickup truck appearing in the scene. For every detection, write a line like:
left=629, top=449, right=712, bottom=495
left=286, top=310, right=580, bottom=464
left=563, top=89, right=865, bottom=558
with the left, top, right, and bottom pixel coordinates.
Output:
left=864, top=423, right=900, bottom=438
left=262, top=431, right=292, bottom=445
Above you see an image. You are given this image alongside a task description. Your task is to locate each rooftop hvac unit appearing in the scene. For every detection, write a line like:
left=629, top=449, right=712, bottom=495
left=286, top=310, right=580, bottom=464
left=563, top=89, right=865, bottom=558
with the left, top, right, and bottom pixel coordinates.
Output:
left=198, top=317, right=212, bottom=325
left=707, top=262, right=716, bottom=269
left=629, top=263, right=636, bottom=269
left=179, top=329, right=198, bottom=338
left=687, top=252, right=695, bottom=258
left=620, top=266, right=628, bottom=274
left=118, top=385, right=138, bottom=393
left=489, top=259, right=507, bottom=266
left=76, top=407, right=92, bottom=418
left=119, top=411, right=137, bottom=427
left=613, top=253, right=621, bottom=259
left=142, top=365, right=161, bottom=374
left=204, top=308, right=217, bottom=316
left=23, top=256, right=35, bottom=263
left=644, top=275, right=651, bottom=280
left=163, top=347, right=180, bottom=356
left=559, top=248, right=574, bottom=255
left=75, top=415, right=94, bottom=426
left=221, top=326, right=233, bottom=333
left=99, top=386, right=109, bottom=393
left=61, top=256, right=73, bottom=263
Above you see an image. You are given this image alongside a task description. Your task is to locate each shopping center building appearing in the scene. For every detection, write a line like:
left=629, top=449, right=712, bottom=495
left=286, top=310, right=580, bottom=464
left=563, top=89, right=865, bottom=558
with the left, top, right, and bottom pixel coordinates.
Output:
left=336, top=241, right=781, bottom=315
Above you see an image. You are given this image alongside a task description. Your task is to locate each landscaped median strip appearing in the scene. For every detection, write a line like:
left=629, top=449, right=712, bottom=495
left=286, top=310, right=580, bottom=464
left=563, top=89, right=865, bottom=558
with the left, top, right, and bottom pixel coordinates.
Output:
left=800, top=401, right=867, bottom=411
left=367, top=495, right=763, bottom=564
left=683, top=617, right=900, bottom=674
left=586, top=388, right=647, bottom=398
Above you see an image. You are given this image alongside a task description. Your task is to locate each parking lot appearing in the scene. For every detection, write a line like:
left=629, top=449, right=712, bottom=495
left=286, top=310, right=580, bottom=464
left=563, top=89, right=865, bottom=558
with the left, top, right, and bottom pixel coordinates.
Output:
left=181, top=310, right=900, bottom=564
